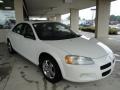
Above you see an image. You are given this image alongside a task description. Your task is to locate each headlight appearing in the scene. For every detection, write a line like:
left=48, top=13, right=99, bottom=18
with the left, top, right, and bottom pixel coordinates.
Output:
left=65, top=55, right=94, bottom=65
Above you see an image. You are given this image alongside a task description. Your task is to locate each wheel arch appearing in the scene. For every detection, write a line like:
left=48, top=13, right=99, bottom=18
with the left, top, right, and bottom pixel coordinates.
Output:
left=38, top=52, right=65, bottom=77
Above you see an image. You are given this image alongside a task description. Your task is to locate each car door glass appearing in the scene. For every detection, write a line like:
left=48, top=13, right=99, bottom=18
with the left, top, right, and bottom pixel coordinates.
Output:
left=24, top=24, right=36, bottom=40
left=12, top=24, right=24, bottom=35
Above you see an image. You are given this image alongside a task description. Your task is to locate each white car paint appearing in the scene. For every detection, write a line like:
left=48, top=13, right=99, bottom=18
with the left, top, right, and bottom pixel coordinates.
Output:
left=7, top=21, right=115, bottom=82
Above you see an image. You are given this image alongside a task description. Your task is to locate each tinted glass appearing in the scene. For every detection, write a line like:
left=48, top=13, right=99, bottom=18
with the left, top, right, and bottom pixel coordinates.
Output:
left=33, top=22, right=80, bottom=40
left=23, top=24, right=35, bottom=40
left=12, top=24, right=24, bottom=35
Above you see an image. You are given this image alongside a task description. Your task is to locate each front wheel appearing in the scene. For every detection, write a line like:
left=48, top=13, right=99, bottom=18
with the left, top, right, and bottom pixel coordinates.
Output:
left=40, top=56, right=62, bottom=83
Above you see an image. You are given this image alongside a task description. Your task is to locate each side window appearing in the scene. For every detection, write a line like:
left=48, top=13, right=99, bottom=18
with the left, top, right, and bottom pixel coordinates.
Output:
left=24, top=24, right=36, bottom=40
left=12, top=24, right=24, bottom=35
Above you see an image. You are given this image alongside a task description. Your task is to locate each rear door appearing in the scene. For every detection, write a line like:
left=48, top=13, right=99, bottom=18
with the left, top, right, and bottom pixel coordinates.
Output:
left=20, top=23, right=38, bottom=64
left=10, top=23, right=25, bottom=53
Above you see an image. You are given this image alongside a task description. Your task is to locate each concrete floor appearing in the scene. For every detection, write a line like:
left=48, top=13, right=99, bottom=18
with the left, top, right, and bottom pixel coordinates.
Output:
left=0, top=36, right=120, bottom=90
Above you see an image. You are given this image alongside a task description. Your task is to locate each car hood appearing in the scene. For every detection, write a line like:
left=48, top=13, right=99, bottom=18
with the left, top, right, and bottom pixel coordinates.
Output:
left=44, top=36, right=112, bottom=58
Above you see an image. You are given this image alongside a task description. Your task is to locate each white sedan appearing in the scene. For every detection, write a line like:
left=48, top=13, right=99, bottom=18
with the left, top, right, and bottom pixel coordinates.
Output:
left=7, top=21, right=115, bottom=83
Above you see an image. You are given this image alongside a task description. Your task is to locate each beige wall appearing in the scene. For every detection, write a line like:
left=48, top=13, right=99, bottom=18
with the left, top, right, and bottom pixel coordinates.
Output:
left=48, top=16, right=56, bottom=21
left=0, top=29, right=9, bottom=43
left=14, top=0, right=24, bottom=23
left=95, top=0, right=110, bottom=38
left=55, top=15, right=61, bottom=22
left=70, top=9, right=79, bottom=33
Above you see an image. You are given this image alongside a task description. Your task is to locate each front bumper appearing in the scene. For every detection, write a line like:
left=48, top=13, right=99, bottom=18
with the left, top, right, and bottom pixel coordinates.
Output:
left=62, top=55, right=115, bottom=82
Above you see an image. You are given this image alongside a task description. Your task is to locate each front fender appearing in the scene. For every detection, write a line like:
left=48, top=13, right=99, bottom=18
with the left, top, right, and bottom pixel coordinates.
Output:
left=37, top=47, right=67, bottom=78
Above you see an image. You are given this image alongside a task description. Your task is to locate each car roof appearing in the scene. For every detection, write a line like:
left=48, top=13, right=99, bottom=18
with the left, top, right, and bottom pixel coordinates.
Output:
left=18, top=21, right=59, bottom=24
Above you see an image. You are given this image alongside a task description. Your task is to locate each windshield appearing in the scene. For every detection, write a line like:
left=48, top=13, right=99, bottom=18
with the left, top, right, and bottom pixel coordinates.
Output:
left=33, top=22, right=80, bottom=40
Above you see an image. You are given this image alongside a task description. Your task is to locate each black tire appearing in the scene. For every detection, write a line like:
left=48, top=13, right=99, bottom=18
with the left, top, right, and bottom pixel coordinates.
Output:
left=40, top=56, right=62, bottom=84
left=7, top=40, right=15, bottom=54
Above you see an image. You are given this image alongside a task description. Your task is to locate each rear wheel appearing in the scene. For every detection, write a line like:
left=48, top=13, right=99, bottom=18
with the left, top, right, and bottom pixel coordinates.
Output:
left=7, top=40, right=15, bottom=54
left=40, top=56, right=62, bottom=83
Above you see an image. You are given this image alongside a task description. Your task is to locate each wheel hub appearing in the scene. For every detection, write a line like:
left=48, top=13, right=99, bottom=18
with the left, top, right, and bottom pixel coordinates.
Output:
left=42, top=60, right=55, bottom=79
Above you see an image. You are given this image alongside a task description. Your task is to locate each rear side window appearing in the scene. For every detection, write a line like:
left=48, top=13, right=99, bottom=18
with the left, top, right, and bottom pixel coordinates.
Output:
left=12, top=24, right=24, bottom=35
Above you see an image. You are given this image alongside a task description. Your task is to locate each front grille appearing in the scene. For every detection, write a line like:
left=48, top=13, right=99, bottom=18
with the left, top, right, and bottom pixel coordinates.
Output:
left=102, top=69, right=111, bottom=76
left=100, top=63, right=111, bottom=70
